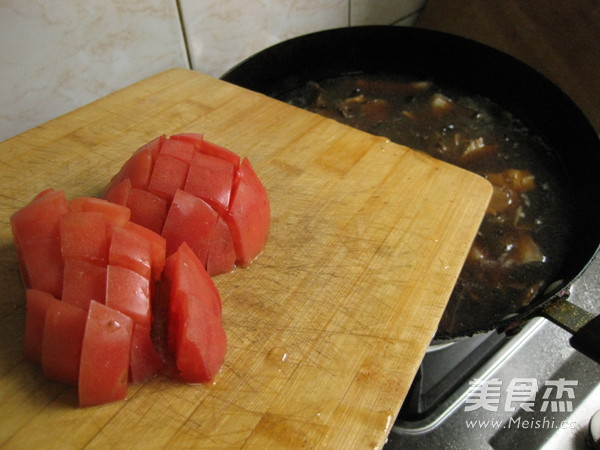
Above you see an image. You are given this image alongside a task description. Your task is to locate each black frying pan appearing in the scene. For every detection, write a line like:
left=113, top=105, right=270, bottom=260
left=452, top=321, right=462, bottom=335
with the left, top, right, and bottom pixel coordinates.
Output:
left=221, top=26, right=600, bottom=362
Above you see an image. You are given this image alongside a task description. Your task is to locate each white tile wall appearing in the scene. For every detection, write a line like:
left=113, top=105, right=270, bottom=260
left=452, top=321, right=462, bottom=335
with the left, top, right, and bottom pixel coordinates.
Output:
left=0, top=0, right=426, bottom=142
left=0, top=0, right=188, bottom=141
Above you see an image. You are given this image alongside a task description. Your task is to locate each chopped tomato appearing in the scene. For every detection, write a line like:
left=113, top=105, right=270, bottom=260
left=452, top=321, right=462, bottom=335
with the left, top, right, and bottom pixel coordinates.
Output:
left=10, top=189, right=68, bottom=297
left=170, top=132, right=204, bottom=148
left=101, top=133, right=269, bottom=275
left=148, top=154, right=189, bottom=200
left=60, top=211, right=109, bottom=265
left=164, top=243, right=226, bottom=383
left=23, top=289, right=55, bottom=365
left=129, top=323, right=164, bottom=383
left=200, top=140, right=240, bottom=167
left=161, top=189, right=218, bottom=264
left=109, top=226, right=152, bottom=280
left=159, top=138, right=196, bottom=163
left=104, top=178, right=131, bottom=206
left=227, top=158, right=270, bottom=266
left=126, top=188, right=168, bottom=235
left=13, top=132, right=260, bottom=407
left=185, top=152, right=235, bottom=214
left=105, top=265, right=151, bottom=326
left=79, top=301, right=133, bottom=407
left=124, top=221, right=166, bottom=280
left=62, top=258, right=107, bottom=310
left=69, top=197, right=130, bottom=229
left=42, top=299, right=87, bottom=385
left=206, top=216, right=236, bottom=276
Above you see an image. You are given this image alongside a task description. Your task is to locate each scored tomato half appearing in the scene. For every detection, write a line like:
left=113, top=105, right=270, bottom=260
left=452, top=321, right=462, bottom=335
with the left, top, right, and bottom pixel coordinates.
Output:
left=102, top=134, right=269, bottom=275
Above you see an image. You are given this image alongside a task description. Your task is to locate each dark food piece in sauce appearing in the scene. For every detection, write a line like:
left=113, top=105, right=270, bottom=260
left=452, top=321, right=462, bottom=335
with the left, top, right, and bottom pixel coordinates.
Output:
left=282, top=75, right=573, bottom=336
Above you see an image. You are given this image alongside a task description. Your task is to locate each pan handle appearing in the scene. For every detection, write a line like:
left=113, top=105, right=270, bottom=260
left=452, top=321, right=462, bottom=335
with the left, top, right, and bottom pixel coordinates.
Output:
left=541, top=298, right=600, bottom=364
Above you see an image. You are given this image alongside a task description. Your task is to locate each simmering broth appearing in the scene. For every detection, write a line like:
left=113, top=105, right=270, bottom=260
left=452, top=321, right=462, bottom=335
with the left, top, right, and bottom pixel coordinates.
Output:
left=281, top=74, right=574, bottom=336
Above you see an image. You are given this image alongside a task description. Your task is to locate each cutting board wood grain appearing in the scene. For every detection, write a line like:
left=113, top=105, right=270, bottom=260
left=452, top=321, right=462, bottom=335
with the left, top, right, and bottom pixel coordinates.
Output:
left=0, top=69, right=491, bottom=449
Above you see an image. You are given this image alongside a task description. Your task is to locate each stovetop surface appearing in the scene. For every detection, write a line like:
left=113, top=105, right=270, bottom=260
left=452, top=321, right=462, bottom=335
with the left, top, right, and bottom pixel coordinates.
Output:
left=386, top=255, right=600, bottom=450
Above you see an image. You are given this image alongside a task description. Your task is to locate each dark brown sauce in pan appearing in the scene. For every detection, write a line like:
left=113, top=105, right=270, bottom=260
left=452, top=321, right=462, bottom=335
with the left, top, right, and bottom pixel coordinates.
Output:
left=281, top=74, right=573, bottom=336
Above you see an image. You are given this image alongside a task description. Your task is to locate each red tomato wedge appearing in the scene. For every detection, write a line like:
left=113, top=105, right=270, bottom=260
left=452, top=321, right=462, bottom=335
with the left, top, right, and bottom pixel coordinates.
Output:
left=129, top=323, right=165, bottom=384
left=23, top=289, right=55, bottom=365
left=62, top=258, right=107, bottom=310
left=163, top=243, right=226, bottom=383
left=105, top=265, right=151, bottom=327
left=60, top=211, right=109, bottom=265
left=227, top=158, right=270, bottom=266
left=161, top=189, right=218, bottom=265
left=10, top=189, right=68, bottom=297
left=42, top=299, right=87, bottom=386
left=108, top=226, right=153, bottom=280
left=102, top=133, right=269, bottom=275
left=79, top=301, right=133, bottom=407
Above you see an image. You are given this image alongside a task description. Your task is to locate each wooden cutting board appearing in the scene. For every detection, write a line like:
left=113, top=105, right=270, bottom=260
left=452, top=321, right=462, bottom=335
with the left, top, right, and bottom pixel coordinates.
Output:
left=0, top=69, right=491, bottom=449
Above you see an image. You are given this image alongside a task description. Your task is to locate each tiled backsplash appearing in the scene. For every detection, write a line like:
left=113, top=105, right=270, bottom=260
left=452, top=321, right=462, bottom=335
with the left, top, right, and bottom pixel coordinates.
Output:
left=0, top=0, right=425, bottom=141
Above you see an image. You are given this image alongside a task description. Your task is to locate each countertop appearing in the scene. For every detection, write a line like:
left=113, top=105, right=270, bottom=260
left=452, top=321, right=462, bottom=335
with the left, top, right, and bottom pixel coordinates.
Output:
left=415, top=0, right=599, bottom=132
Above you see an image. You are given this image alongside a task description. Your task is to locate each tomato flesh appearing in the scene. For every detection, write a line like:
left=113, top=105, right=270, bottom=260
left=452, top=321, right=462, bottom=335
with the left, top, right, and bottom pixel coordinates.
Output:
left=127, top=188, right=168, bottom=235
left=129, top=323, right=164, bottom=384
left=79, top=301, right=133, bottom=407
left=62, top=258, right=107, bottom=310
left=161, top=189, right=218, bottom=265
left=148, top=154, right=189, bottom=200
left=42, top=299, right=87, bottom=386
left=109, top=226, right=152, bottom=280
left=105, top=265, right=151, bottom=327
left=60, top=211, right=109, bottom=265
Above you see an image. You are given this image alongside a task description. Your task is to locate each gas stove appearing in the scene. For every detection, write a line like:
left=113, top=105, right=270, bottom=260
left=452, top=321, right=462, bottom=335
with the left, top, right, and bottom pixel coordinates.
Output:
left=385, top=255, right=600, bottom=449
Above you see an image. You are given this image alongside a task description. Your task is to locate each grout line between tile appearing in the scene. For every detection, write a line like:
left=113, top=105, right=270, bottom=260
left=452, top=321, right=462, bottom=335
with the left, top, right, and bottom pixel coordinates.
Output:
left=175, top=0, right=193, bottom=70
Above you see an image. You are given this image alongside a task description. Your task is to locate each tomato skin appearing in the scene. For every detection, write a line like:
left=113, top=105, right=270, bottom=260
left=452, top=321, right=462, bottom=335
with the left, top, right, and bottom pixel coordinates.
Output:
left=206, top=216, right=236, bottom=277
left=11, top=189, right=68, bottom=297
left=200, top=140, right=240, bottom=167
left=185, top=152, right=235, bottom=214
left=104, top=178, right=130, bottom=207
left=162, top=189, right=218, bottom=264
left=164, top=243, right=225, bottom=382
left=227, top=158, right=270, bottom=266
left=170, top=133, right=204, bottom=148
left=159, top=138, right=196, bottom=163
left=127, top=188, right=168, bottom=235
left=23, top=289, right=55, bottom=365
left=42, top=299, right=87, bottom=386
left=79, top=301, right=133, bottom=407
left=148, top=154, right=189, bottom=200
left=103, top=135, right=164, bottom=196
left=124, top=221, right=166, bottom=281
left=174, top=291, right=227, bottom=383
